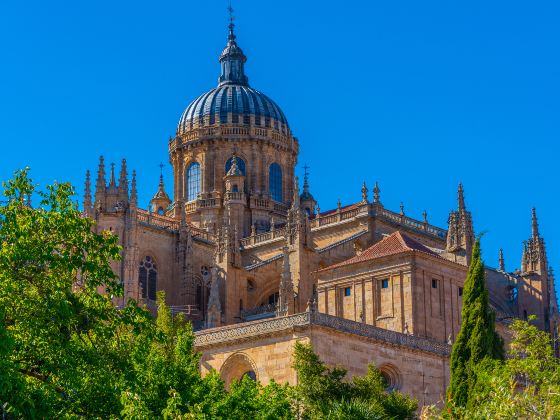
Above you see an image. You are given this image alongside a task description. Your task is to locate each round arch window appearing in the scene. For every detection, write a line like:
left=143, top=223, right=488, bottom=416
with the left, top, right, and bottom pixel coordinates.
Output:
left=379, top=364, right=402, bottom=392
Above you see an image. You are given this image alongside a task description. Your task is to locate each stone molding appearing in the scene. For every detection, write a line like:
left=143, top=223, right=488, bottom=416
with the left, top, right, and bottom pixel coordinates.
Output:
left=194, top=311, right=451, bottom=357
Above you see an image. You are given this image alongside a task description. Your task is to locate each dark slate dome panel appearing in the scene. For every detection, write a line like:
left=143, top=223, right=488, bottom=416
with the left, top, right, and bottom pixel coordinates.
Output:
left=177, top=85, right=289, bottom=134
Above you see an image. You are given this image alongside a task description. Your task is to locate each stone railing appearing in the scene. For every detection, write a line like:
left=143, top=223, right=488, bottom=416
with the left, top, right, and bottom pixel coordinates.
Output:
left=312, top=312, right=451, bottom=356
left=240, top=226, right=287, bottom=248
left=308, top=202, right=446, bottom=240
left=309, top=204, right=369, bottom=229
left=224, top=192, right=246, bottom=202
left=194, top=311, right=451, bottom=357
left=137, top=209, right=180, bottom=231
left=169, top=126, right=294, bottom=152
left=240, top=303, right=277, bottom=320
left=136, top=209, right=214, bottom=242
left=185, top=197, right=221, bottom=214
left=377, top=208, right=446, bottom=239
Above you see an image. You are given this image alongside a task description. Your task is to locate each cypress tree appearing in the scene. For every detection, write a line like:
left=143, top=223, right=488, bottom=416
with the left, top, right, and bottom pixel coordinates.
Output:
left=447, top=239, right=504, bottom=408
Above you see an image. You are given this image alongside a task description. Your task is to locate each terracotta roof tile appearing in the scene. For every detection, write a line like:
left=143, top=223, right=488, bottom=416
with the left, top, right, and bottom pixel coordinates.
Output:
left=319, top=231, right=440, bottom=271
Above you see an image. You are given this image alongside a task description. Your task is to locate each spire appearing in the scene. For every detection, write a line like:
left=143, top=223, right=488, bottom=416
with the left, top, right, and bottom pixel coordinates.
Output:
left=458, top=183, right=466, bottom=211
left=302, top=164, right=310, bottom=194
left=361, top=181, right=368, bottom=203
left=373, top=181, right=381, bottom=204
left=119, top=158, right=127, bottom=185
left=532, top=207, right=539, bottom=238
left=130, top=170, right=137, bottom=207
left=84, top=170, right=92, bottom=212
left=94, top=156, right=106, bottom=208
left=218, top=3, right=248, bottom=86
left=95, top=156, right=106, bottom=189
left=293, top=176, right=300, bottom=208
left=109, top=162, right=116, bottom=187
left=276, top=246, right=295, bottom=317
left=158, top=162, right=165, bottom=191
left=499, top=248, right=505, bottom=271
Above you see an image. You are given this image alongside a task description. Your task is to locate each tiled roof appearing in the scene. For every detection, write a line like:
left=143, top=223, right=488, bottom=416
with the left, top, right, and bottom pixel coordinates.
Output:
left=319, top=231, right=440, bottom=271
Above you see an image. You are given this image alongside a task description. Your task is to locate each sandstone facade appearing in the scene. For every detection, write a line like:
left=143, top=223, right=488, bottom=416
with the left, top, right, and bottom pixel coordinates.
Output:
left=82, top=19, right=560, bottom=406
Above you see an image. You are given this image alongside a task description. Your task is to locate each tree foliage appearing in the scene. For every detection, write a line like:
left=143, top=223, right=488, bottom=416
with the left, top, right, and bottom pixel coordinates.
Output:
left=0, top=169, right=293, bottom=419
left=292, top=341, right=417, bottom=419
left=424, top=316, right=560, bottom=419
left=447, top=239, right=504, bottom=409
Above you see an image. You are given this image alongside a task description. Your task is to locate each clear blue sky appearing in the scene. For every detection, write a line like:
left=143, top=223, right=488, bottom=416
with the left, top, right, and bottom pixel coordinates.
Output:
left=1, top=1, right=559, bottom=277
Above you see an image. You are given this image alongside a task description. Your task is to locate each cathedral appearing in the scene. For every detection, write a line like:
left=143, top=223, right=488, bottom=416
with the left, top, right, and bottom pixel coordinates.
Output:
left=83, top=18, right=559, bottom=406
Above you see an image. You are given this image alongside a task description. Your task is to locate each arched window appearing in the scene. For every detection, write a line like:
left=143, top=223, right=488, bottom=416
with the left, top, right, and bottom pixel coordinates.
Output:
left=157, top=207, right=165, bottom=215
left=186, top=162, right=201, bottom=201
left=225, top=156, right=246, bottom=176
left=269, top=163, right=282, bottom=202
left=139, top=256, right=157, bottom=301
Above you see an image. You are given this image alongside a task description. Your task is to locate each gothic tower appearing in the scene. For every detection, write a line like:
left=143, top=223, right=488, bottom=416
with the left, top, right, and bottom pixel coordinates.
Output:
left=445, top=183, right=474, bottom=265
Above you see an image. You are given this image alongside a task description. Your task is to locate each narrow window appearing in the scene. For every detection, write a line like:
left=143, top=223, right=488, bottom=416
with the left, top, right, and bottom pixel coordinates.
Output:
left=523, top=310, right=528, bottom=321
left=139, top=256, right=157, bottom=301
left=269, top=163, right=283, bottom=202
left=344, top=287, right=351, bottom=297
left=432, top=279, right=438, bottom=289
left=186, top=162, right=201, bottom=201
left=458, top=287, right=463, bottom=297
left=381, top=279, right=389, bottom=289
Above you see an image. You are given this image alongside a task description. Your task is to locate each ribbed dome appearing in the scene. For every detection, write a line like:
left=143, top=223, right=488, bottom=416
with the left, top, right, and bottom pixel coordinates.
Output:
left=176, top=21, right=289, bottom=136
left=177, top=85, right=288, bottom=134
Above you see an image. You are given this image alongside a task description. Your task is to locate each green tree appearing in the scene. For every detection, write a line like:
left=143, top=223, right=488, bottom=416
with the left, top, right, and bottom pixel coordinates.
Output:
left=292, top=342, right=417, bottom=419
left=423, top=317, right=560, bottom=419
left=446, top=239, right=504, bottom=409
left=0, top=169, right=295, bottom=419
left=0, top=168, right=151, bottom=418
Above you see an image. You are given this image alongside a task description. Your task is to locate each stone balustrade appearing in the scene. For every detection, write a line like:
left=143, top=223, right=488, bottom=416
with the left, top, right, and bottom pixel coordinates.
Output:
left=194, top=311, right=452, bottom=357
left=169, top=125, right=294, bottom=153
left=136, top=208, right=214, bottom=242
left=240, top=226, right=287, bottom=248
left=137, top=209, right=180, bottom=231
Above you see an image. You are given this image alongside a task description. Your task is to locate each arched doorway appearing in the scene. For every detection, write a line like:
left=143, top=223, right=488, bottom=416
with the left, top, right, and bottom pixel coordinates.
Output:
left=219, top=352, right=258, bottom=388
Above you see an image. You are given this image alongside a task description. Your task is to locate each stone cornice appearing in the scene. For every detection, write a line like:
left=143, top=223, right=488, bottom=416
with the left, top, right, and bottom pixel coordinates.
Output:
left=194, top=311, right=451, bottom=357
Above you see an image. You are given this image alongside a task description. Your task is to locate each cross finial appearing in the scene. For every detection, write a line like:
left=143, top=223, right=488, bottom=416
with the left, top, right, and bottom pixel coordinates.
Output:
left=227, top=1, right=235, bottom=41
left=159, top=162, right=164, bottom=176
left=303, top=164, right=310, bottom=178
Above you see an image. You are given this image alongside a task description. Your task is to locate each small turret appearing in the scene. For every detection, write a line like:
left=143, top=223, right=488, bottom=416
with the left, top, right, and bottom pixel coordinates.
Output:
left=299, top=165, right=316, bottom=216
left=150, top=163, right=171, bottom=215
left=445, top=183, right=474, bottom=265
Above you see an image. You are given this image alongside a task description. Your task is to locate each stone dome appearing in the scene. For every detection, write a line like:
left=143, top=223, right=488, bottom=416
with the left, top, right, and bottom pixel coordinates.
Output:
left=176, top=22, right=289, bottom=136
